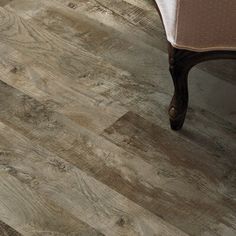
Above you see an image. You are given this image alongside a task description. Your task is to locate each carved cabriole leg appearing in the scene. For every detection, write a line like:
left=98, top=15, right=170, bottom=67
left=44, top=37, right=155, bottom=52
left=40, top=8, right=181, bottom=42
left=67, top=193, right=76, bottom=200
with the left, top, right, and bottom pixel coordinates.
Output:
left=168, top=44, right=191, bottom=130
left=153, top=1, right=236, bottom=130
left=167, top=43, right=236, bottom=130
left=168, top=64, right=189, bottom=130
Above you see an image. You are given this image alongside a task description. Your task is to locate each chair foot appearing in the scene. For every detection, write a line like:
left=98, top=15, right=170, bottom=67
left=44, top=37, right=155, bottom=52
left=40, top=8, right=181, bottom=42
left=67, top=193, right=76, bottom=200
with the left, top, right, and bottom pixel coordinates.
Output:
left=169, top=106, right=187, bottom=130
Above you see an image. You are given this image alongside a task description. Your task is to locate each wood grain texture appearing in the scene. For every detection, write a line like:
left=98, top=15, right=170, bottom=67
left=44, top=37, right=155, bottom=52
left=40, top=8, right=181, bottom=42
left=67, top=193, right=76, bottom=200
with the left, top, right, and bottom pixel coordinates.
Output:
left=0, top=120, right=188, bottom=236
left=102, top=111, right=236, bottom=236
left=0, top=1, right=235, bottom=236
left=0, top=221, right=22, bottom=236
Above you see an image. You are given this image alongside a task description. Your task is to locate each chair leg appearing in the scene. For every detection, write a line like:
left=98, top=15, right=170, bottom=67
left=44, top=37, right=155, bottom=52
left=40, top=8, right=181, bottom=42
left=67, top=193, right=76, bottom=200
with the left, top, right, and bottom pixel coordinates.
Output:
left=168, top=64, right=189, bottom=130
left=168, top=45, right=190, bottom=130
left=166, top=43, right=236, bottom=130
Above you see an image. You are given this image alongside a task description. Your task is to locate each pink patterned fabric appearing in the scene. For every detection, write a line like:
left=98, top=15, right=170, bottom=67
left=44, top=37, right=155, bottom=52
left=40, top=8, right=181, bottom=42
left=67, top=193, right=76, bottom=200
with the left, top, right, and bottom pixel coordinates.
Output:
left=155, top=0, right=236, bottom=52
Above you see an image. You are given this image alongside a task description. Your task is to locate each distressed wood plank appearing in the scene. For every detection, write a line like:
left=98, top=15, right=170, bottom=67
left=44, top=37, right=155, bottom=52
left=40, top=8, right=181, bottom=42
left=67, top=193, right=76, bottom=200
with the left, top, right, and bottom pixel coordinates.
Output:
left=4, top=0, right=166, bottom=80
left=0, top=173, right=103, bottom=236
left=0, top=6, right=129, bottom=133
left=3, top=0, right=168, bottom=95
left=0, top=220, right=22, bottom=236
left=15, top=0, right=163, bottom=50
left=0, top=42, right=127, bottom=134
left=0, top=0, right=13, bottom=7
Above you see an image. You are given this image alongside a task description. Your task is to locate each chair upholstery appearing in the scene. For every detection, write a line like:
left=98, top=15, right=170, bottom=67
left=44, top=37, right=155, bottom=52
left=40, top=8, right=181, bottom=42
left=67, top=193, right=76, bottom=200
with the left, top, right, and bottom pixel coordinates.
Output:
left=155, top=0, right=236, bottom=52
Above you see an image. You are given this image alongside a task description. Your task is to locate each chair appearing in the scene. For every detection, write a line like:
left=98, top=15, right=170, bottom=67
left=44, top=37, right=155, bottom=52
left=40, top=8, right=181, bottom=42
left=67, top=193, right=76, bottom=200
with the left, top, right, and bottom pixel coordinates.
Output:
left=154, top=0, right=236, bottom=130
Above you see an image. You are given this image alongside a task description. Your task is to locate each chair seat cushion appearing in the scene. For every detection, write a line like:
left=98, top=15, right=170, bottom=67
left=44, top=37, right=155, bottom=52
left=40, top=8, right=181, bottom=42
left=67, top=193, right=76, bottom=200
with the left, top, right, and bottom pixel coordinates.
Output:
left=155, top=0, right=236, bottom=52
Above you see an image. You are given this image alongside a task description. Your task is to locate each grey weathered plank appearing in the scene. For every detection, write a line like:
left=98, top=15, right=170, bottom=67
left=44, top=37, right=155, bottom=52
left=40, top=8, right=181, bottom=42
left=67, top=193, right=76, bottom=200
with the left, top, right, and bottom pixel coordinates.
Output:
left=4, top=0, right=167, bottom=83
left=123, top=0, right=157, bottom=11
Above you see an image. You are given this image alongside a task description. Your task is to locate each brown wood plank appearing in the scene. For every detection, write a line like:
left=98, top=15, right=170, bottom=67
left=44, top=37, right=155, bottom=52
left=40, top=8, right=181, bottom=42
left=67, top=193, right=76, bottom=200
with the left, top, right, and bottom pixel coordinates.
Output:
left=51, top=0, right=165, bottom=49
left=0, top=0, right=13, bottom=7
left=0, top=221, right=22, bottom=236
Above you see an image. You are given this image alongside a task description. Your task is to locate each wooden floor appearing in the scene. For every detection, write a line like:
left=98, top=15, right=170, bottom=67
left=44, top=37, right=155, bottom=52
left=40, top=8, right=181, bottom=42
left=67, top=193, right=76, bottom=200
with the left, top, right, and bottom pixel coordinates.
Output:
left=0, top=0, right=235, bottom=235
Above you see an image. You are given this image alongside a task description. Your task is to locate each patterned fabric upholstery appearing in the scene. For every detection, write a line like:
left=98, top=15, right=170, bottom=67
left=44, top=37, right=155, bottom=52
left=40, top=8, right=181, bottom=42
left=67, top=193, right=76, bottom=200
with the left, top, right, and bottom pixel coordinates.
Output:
left=155, top=0, right=236, bottom=52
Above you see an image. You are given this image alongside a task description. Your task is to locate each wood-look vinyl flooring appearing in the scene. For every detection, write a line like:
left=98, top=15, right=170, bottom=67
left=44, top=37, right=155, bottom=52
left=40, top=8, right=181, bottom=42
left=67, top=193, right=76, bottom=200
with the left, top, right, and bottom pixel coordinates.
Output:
left=0, top=0, right=235, bottom=235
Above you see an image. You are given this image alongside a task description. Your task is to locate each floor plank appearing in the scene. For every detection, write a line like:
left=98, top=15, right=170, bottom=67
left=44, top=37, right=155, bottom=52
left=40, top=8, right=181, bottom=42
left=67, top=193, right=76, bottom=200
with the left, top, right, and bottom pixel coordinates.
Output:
left=0, top=173, right=103, bottom=236
left=0, top=220, right=22, bottom=236
left=0, top=42, right=127, bottom=134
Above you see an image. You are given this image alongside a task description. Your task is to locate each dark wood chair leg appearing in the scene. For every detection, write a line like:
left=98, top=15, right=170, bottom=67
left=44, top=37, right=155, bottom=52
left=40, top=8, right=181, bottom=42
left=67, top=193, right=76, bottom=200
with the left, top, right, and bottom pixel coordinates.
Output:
left=168, top=62, right=189, bottom=130
left=153, top=0, right=236, bottom=130
left=168, top=44, right=190, bottom=130
left=167, top=43, right=236, bottom=130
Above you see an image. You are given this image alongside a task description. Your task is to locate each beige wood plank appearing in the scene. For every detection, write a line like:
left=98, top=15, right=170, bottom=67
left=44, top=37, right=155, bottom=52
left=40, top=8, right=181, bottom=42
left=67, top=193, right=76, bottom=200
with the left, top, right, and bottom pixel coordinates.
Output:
left=0, top=173, right=103, bottom=236
left=0, top=5, right=127, bottom=82
left=4, top=0, right=167, bottom=82
left=0, top=6, right=129, bottom=133
left=123, top=0, right=156, bottom=11
left=0, top=120, right=188, bottom=236
left=35, top=0, right=164, bottom=50
left=0, top=43, right=127, bottom=134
